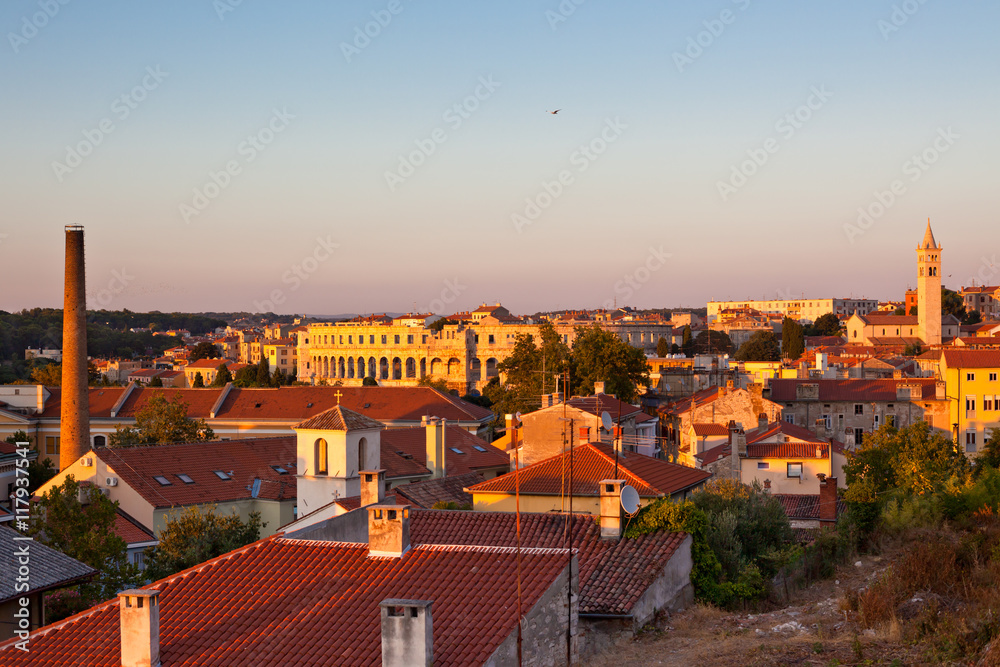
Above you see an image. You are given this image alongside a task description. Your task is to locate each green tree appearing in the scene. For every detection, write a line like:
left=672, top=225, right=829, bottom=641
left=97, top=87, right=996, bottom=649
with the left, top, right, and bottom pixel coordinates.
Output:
left=681, top=325, right=693, bottom=356
left=362, top=376, right=379, bottom=386
left=484, top=322, right=571, bottom=416
left=893, top=306, right=906, bottom=316
left=656, top=336, right=670, bottom=357
left=690, top=330, right=733, bottom=356
left=964, top=310, right=982, bottom=325
left=143, top=506, right=264, bottom=581
left=108, top=393, right=215, bottom=447
left=974, top=428, right=1000, bottom=476
left=147, top=376, right=164, bottom=387
left=233, top=364, right=259, bottom=387
left=5, top=431, right=55, bottom=493
left=191, top=372, right=205, bottom=388
left=255, top=357, right=270, bottom=386
left=903, top=342, right=923, bottom=356
left=210, top=363, right=233, bottom=387
left=781, top=317, right=804, bottom=360
left=570, top=324, right=649, bottom=402
left=417, top=375, right=449, bottom=392
left=28, top=477, right=140, bottom=616
left=941, top=287, right=966, bottom=320
left=30, top=362, right=62, bottom=386
left=427, top=318, right=456, bottom=332
left=188, top=342, right=221, bottom=362
left=808, top=312, right=843, bottom=337
left=734, top=331, right=781, bottom=362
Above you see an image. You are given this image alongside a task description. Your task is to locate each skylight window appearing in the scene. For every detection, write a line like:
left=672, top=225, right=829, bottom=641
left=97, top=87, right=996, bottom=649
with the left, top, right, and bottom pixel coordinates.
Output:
left=271, top=465, right=289, bottom=475
left=153, top=475, right=172, bottom=486
left=213, top=471, right=231, bottom=480
left=176, top=474, right=194, bottom=484
left=450, top=447, right=465, bottom=454
left=473, top=445, right=487, bottom=452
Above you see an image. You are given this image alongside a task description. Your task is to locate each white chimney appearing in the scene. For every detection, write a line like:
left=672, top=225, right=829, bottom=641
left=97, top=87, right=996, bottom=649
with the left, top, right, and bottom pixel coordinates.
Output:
left=381, top=599, right=433, bottom=667
left=593, top=381, right=606, bottom=395
left=118, top=589, right=160, bottom=667
left=360, top=469, right=386, bottom=507
left=578, top=426, right=591, bottom=446
left=599, top=479, right=625, bottom=539
left=368, top=505, right=411, bottom=558
left=424, top=418, right=446, bottom=479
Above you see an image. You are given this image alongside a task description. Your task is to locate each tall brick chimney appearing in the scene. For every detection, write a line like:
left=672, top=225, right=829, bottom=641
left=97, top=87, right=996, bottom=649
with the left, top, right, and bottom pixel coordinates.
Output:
left=61, top=225, right=90, bottom=470
left=819, top=475, right=838, bottom=524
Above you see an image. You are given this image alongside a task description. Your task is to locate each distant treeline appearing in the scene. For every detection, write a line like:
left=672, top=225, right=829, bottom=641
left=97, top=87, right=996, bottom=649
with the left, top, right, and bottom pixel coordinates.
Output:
left=0, top=309, right=228, bottom=361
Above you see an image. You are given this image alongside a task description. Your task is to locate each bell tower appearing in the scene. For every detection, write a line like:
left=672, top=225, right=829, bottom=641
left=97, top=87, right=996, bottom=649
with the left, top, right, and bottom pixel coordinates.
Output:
left=916, top=219, right=941, bottom=347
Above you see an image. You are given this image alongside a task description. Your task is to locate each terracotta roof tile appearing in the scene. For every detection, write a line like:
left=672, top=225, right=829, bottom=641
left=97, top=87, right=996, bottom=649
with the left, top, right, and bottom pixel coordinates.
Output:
left=381, top=426, right=508, bottom=477
left=0, top=537, right=568, bottom=666
left=691, top=423, right=729, bottom=437
left=37, top=387, right=126, bottom=419
left=294, top=405, right=385, bottom=431
left=942, top=349, right=1000, bottom=368
left=769, top=378, right=939, bottom=402
left=392, top=473, right=482, bottom=508
left=113, top=509, right=156, bottom=545
left=468, top=443, right=710, bottom=498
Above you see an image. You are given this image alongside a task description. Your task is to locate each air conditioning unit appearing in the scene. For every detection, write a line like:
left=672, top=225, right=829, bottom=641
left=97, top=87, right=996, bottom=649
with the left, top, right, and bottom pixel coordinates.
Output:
left=105, top=477, right=118, bottom=487
left=82, top=457, right=94, bottom=467
left=99, top=488, right=110, bottom=497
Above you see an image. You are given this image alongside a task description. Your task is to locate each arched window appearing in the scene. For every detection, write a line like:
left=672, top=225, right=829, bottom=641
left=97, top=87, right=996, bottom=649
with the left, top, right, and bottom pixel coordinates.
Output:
left=358, top=437, right=368, bottom=471
left=93, top=434, right=106, bottom=447
left=315, top=438, right=328, bottom=475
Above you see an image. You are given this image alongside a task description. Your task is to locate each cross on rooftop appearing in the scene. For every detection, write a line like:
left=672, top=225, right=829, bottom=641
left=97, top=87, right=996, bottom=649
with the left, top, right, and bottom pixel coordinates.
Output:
left=334, top=389, right=343, bottom=405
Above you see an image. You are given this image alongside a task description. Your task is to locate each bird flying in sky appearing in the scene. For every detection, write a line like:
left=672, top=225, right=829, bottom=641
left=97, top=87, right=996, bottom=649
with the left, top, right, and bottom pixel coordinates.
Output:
left=547, top=109, right=561, bottom=114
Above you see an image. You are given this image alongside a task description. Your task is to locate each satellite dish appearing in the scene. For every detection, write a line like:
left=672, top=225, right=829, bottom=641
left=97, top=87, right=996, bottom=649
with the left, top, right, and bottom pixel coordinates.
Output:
left=514, top=411, right=522, bottom=425
left=620, top=485, right=640, bottom=515
left=601, top=411, right=613, bottom=431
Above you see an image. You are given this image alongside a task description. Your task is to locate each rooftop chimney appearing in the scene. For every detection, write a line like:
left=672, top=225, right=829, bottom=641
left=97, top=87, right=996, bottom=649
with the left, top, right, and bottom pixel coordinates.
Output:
left=599, top=479, right=625, bottom=539
left=935, top=381, right=946, bottom=400
left=593, top=381, right=606, bottom=395
left=424, top=418, right=446, bottom=479
left=819, top=476, right=838, bottom=524
left=758, top=413, right=768, bottom=431
left=380, top=599, right=432, bottom=667
left=368, top=505, right=411, bottom=558
left=360, top=469, right=386, bottom=507
left=578, top=426, right=591, bottom=446
left=61, top=225, right=90, bottom=470
left=118, top=589, right=160, bottom=667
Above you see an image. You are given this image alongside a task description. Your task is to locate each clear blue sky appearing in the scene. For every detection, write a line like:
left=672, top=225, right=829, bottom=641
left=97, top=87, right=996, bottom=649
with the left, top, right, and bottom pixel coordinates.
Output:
left=2, top=0, right=997, bottom=315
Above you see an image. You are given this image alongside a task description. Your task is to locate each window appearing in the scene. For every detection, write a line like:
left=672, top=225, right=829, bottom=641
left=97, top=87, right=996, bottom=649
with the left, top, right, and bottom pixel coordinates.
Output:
left=854, top=404, right=864, bottom=415
left=370, top=335, right=375, bottom=344
left=966, top=430, right=977, bottom=453
left=473, top=445, right=487, bottom=452
left=153, top=475, right=172, bottom=486
left=787, top=462, right=803, bottom=478
left=132, top=551, right=145, bottom=567
left=838, top=414, right=844, bottom=427
left=93, top=434, right=106, bottom=447
left=407, top=335, right=413, bottom=344
left=991, top=373, right=998, bottom=382
left=886, top=415, right=895, bottom=427
left=394, top=335, right=400, bottom=344
left=757, top=462, right=769, bottom=470
left=966, top=396, right=977, bottom=418
left=176, top=474, right=194, bottom=484
left=358, top=437, right=368, bottom=470
left=822, top=414, right=832, bottom=429
left=967, top=372, right=976, bottom=381
left=854, top=428, right=864, bottom=446
left=986, top=397, right=994, bottom=412
left=784, top=414, right=795, bottom=425
left=45, top=436, right=60, bottom=455
left=422, top=335, right=427, bottom=344
left=348, top=335, right=352, bottom=344
left=316, top=438, right=328, bottom=475
left=271, top=465, right=289, bottom=475
left=213, top=471, right=231, bottom=480
left=381, top=335, right=387, bottom=344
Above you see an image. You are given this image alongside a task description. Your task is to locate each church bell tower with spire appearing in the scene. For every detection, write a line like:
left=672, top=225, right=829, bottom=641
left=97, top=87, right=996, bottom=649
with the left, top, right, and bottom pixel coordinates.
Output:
left=917, top=219, right=942, bottom=347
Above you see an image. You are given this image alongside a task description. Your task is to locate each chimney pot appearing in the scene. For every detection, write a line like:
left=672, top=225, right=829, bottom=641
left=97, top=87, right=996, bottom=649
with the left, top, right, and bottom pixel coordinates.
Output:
left=599, top=479, right=625, bottom=539
left=368, top=504, right=411, bottom=558
left=593, top=381, right=606, bottom=395
left=360, top=469, right=386, bottom=507
left=118, top=589, right=160, bottom=667
left=380, top=599, right=433, bottom=667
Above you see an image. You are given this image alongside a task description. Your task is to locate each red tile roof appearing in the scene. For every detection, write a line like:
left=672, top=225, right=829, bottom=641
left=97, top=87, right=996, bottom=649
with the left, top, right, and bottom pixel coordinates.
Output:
left=115, top=388, right=222, bottom=419
left=95, top=437, right=297, bottom=508
left=114, top=509, right=156, bottom=545
left=691, top=423, right=730, bottom=437
left=381, top=426, right=508, bottom=478
left=392, top=473, right=482, bottom=508
left=468, top=443, right=710, bottom=498
left=695, top=441, right=731, bottom=466
left=37, top=387, right=127, bottom=419
left=941, top=349, right=1000, bottom=369
left=746, top=421, right=826, bottom=446
left=567, top=394, right=656, bottom=423
left=747, top=442, right=828, bottom=459
left=768, top=378, right=939, bottom=402
left=0, top=537, right=568, bottom=666
left=408, top=509, right=688, bottom=615
left=858, top=314, right=918, bottom=325
left=294, top=405, right=385, bottom=431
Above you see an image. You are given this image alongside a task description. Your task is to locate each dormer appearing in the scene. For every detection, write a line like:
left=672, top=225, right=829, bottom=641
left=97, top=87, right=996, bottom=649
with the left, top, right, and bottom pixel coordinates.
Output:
left=293, top=405, right=384, bottom=516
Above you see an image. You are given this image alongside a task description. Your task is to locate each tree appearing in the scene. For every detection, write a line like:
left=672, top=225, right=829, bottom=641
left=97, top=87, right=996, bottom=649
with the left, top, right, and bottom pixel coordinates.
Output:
left=427, top=318, right=456, bottom=332
left=941, top=287, right=966, bottom=320
left=975, top=428, right=1000, bottom=476
left=893, top=307, right=906, bottom=316
left=903, top=342, right=923, bottom=356
left=656, top=336, right=670, bottom=357
left=570, top=324, right=650, bottom=402
left=28, top=477, right=140, bottom=617
left=781, top=317, right=804, bottom=360
left=690, top=330, right=733, bottom=356
left=255, top=357, right=270, bottom=386
left=362, top=376, right=379, bottom=386
left=909, top=305, right=918, bottom=316
left=191, top=372, right=205, bottom=388
left=681, top=326, right=693, bottom=356
left=210, top=363, right=233, bottom=387
left=5, top=431, right=55, bottom=493
left=964, top=310, right=982, bottom=325
left=30, top=362, right=62, bottom=386
left=734, top=331, right=781, bottom=362
left=807, top=313, right=843, bottom=337
left=233, top=364, right=259, bottom=387
left=188, top=342, right=221, bottom=362
left=483, top=322, right=570, bottom=416
left=148, top=376, right=164, bottom=387
left=108, top=393, right=215, bottom=447
left=143, top=506, right=264, bottom=581
left=417, top=375, right=449, bottom=392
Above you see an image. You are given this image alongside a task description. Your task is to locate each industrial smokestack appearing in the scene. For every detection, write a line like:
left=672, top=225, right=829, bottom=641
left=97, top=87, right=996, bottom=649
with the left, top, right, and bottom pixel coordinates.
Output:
left=60, top=225, right=90, bottom=470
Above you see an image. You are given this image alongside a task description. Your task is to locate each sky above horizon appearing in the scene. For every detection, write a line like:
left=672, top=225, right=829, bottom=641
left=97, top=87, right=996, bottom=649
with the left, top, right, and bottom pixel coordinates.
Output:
left=2, top=1, right=998, bottom=317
